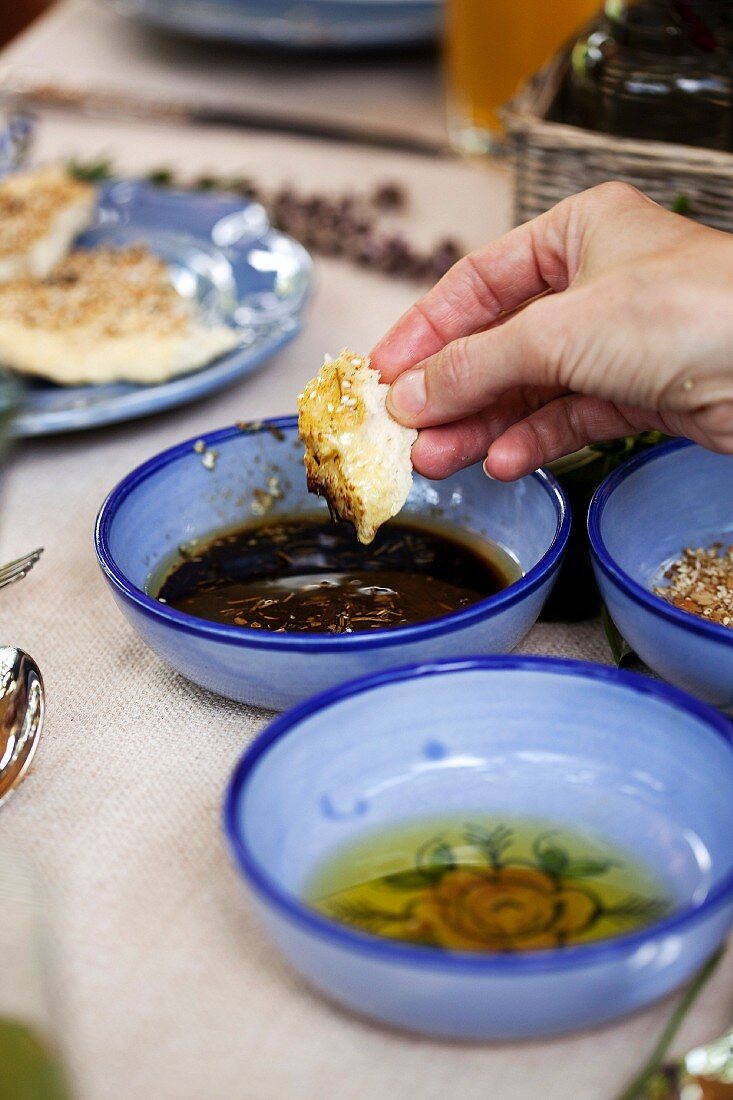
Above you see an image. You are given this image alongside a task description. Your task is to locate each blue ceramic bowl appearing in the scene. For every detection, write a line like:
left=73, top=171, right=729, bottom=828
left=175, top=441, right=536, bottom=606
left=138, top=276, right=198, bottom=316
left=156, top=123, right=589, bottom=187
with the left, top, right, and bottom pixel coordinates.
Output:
left=95, top=417, right=569, bottom=709
left=589, top=440, right=733, bottom=712
left=224, top=657, right=733, bottom=1040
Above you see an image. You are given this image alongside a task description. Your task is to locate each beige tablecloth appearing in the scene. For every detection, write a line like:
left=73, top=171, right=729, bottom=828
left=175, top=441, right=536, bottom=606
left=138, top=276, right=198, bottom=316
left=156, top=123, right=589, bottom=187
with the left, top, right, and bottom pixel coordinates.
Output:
left=1, top=10, right=731, bottom=1098
left=0, top=0, right=446, bottom=145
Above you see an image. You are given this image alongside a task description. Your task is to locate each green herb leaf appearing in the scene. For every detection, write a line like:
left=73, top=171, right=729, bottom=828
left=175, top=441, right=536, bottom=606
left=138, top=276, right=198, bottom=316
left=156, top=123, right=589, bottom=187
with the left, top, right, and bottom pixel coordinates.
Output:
left=671, top=194, right=692, bottom=216
left=145, top=167, right=175, bottom=187
left=602, top=605, right=636, bottom=667
left=0, top=1019, right=73, bottom=1100
left=66, top=156, right=114, bottom=182
left=556, top=434, right=669, bottom=505
left=193, top=175, right=217, bottom=191
left=588, top=432, right=669, bottom=480
left=631, top=1071, right=677, bottom=1099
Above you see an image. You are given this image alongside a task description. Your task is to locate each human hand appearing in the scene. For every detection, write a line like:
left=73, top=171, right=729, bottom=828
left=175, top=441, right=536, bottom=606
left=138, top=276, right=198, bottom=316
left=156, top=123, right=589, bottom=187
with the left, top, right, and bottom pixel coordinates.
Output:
left=371, top=182, right=733, bottom=481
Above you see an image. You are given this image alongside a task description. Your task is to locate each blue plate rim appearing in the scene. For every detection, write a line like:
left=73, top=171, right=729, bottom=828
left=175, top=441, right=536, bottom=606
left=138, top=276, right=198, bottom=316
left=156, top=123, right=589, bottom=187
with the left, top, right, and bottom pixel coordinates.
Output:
left=223, top=654, right=733, bottom=973
left=12, top=310, right=305, bottom=437
left=588, top=438, right=733, bottom=647
left=94, top=416, right=571, bottom=654
left=108, top=0, right=440, bottom=48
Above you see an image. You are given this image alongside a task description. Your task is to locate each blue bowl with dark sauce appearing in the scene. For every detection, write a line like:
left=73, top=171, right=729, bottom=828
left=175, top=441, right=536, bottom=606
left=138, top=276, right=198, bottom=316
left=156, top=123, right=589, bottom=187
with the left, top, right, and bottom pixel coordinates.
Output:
left=95, top=417, right=569, bottom=709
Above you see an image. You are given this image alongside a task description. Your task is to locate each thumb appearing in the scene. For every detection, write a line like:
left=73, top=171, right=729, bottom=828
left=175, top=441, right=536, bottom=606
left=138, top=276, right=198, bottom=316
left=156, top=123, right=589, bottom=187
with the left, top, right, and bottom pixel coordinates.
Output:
left=386, top=291, right=579, bottom=429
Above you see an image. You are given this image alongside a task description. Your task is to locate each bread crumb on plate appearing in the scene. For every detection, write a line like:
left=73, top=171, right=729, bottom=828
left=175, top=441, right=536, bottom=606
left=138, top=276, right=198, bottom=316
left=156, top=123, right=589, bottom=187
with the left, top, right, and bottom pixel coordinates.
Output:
left=298, top=349, right=417, bottom=545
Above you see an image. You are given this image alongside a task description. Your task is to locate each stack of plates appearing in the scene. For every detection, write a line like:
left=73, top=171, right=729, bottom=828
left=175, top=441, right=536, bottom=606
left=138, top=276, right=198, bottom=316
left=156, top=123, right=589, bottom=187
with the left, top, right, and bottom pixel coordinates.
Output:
left=107, top=0, right=441, bottom=49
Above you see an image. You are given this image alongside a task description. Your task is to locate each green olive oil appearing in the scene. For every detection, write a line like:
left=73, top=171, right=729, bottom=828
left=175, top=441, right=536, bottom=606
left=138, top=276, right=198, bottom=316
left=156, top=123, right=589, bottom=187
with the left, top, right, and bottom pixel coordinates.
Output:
left=306, top=819, right=671, bottom=953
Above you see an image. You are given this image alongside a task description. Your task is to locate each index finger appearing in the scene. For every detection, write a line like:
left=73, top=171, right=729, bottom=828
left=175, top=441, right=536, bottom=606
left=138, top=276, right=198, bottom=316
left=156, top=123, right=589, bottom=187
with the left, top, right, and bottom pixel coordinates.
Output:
left=370, top=209, right=570, bottom=384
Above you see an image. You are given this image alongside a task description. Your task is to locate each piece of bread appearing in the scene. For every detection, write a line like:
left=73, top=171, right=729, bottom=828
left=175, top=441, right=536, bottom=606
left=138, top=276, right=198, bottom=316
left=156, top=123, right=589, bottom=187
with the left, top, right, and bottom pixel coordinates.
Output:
left=0, top=164, right=96, bottom=282
left=0, top=244, right=239, bottom=386
left=298, top=349, right=417, bottom=544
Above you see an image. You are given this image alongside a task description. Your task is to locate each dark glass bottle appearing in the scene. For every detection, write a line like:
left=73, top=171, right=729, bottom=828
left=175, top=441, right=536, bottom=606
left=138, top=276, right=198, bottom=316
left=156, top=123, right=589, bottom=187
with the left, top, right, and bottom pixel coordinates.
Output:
left=566, top=0, right=733, bottom=150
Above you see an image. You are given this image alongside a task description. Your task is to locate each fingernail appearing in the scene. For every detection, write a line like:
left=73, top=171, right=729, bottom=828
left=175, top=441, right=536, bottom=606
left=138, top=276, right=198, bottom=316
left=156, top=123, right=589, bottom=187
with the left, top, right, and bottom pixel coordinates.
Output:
left=482, top=458, right=497, bottom=480
left=389, top=369, right=426, bottom=418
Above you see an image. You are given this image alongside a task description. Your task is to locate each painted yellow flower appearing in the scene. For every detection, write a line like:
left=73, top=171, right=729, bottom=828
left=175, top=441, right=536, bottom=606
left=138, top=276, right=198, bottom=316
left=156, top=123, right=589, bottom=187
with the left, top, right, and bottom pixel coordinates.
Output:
left=411, top=867, right=600, bottom=951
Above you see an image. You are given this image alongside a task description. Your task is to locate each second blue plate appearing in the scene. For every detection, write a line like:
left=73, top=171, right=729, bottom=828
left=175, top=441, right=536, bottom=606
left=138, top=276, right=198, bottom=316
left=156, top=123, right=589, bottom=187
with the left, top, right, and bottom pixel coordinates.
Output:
left=106, top=0, right=440, bottom=50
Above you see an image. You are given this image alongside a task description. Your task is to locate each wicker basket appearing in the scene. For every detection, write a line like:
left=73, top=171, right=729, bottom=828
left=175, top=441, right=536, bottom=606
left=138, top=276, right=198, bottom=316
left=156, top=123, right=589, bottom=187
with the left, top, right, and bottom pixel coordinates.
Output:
left=502, top=52, right=733, bottom=232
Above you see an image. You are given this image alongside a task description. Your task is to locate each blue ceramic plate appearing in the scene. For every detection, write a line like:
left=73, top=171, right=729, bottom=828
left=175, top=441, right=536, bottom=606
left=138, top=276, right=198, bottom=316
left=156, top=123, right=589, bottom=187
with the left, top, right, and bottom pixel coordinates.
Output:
left=106, top=0, right=440, bottom=49
left=12, top=180, right=312, bottom=437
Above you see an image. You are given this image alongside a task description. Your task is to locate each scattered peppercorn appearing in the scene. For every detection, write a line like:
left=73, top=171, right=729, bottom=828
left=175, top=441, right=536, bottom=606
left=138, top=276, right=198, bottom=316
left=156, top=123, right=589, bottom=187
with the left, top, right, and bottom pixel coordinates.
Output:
left=371, top=181, right=407, bottom=211
left=66, top=158, right=466, bottom=284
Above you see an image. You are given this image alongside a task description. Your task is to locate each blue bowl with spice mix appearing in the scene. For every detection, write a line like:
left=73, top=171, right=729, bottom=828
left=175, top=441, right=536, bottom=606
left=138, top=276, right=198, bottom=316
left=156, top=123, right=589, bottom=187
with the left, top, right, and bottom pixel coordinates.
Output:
left=94, top=417, right=569, bottom=709
left=224, top=657, right=733, bottom=1040
left=589, top=440, right=733, bottom=712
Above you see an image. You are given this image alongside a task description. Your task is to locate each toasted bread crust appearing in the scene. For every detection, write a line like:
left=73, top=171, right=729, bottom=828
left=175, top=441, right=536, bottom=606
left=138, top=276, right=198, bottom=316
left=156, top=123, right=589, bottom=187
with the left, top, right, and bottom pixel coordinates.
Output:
left=298, top=350, right=416, bottom=544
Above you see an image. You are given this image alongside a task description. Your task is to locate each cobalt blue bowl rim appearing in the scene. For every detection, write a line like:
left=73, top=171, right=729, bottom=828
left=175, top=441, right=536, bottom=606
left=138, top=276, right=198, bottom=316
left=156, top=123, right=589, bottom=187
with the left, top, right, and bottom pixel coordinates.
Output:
left=94, top=416, right=571, bottom=655
left=588, top=438, right=733, bottom=647
left=224, top=654, right=733, bottom=974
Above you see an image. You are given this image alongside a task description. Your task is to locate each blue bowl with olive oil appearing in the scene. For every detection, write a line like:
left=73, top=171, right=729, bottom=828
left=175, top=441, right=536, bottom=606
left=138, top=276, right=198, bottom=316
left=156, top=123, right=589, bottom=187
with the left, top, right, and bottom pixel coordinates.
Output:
left=224, top=656, right=733, bottom=1040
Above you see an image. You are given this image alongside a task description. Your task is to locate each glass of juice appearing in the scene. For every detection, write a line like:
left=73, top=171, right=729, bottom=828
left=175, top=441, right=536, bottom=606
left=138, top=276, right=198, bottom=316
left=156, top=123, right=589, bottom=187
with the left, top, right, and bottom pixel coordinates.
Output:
left=444, top=0, right=601, bottom=154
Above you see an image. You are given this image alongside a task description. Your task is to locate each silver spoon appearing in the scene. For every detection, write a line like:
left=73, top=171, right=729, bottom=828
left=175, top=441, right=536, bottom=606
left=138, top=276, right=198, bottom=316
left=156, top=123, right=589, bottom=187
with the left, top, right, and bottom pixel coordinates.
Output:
left=0, top=647, right=45, bottom=807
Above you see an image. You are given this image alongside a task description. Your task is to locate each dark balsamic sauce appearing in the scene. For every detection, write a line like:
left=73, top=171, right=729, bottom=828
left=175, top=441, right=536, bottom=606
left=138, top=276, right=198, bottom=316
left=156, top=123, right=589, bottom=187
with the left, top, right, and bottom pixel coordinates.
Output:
left=155, top=517, right=515, bottom=634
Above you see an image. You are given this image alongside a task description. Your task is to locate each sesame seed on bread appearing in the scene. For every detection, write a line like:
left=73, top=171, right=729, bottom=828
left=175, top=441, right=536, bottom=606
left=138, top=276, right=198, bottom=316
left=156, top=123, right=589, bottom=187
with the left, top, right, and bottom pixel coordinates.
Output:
left=298, top=350, right=417, bottom=545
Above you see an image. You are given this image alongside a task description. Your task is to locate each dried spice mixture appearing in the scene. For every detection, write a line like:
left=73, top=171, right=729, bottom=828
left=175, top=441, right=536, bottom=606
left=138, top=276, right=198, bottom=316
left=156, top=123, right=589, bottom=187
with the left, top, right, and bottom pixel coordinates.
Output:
left=654, top=543, right=733, bottom=628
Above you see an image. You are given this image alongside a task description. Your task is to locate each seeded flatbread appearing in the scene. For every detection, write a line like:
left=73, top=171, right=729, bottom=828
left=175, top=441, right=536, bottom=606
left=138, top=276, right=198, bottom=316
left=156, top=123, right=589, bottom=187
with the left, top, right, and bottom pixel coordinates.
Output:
left=0, top=245, right=238, bottom=385
left=0, top=164, right=96, bottom=282
left=298, top=349, right=417, bottom=544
